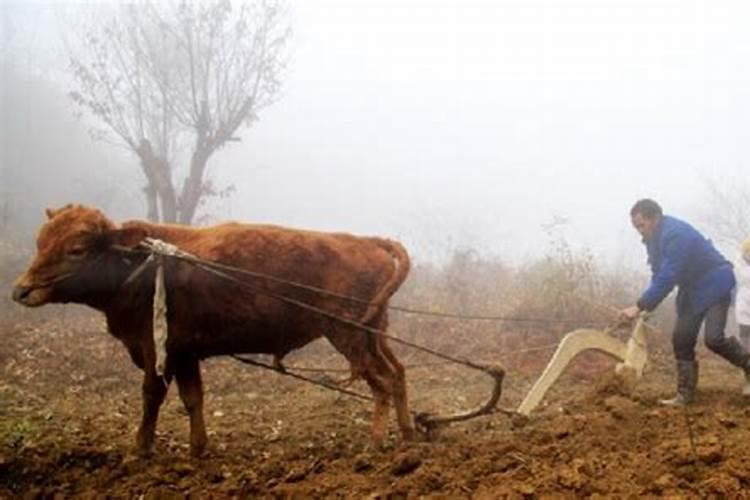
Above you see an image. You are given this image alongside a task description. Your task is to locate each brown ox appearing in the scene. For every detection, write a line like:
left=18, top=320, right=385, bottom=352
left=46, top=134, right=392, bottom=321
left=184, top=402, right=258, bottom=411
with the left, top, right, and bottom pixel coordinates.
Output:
left=12, top=204, right=414, bottom=456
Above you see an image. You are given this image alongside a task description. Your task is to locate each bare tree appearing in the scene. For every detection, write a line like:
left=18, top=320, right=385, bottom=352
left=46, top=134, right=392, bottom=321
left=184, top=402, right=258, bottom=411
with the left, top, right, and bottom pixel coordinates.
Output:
left=68, top=0, right=289, bottom=223
left=700, top=175, right=750, bottom=249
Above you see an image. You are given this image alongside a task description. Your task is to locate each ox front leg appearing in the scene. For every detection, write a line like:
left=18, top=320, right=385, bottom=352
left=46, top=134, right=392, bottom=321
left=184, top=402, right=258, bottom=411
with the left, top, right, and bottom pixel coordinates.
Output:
left=136, top=370, right=170, bottom=456
left=175, top=358, right=208, bottom=457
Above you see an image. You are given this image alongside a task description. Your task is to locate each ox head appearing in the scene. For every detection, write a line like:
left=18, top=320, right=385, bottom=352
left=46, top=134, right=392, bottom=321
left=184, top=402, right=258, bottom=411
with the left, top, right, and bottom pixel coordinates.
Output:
left=12, top=204, right=146, bottom=307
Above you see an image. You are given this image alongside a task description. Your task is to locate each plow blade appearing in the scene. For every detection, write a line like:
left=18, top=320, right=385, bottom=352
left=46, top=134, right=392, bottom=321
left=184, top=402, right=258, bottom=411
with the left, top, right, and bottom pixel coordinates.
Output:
left=517, top=316, right=648, bottom=416
left=414, top=365, right=506, bottom=439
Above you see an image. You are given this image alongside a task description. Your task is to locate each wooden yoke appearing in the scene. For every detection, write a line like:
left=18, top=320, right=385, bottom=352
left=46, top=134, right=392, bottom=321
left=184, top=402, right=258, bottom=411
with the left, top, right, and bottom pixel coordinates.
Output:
left=517, top=316, right=648, bottom=416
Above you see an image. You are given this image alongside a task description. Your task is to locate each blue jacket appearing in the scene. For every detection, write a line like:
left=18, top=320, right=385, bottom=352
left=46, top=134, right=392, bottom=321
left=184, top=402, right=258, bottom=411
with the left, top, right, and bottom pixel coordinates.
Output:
left=637, top=215, right=735, bottom=316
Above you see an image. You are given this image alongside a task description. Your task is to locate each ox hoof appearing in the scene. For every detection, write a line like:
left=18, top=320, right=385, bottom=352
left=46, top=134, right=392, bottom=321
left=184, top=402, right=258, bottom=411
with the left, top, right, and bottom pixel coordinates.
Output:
left=134, top=445, right=154, bottom=458
left=400, top=427, right=417, bottom=442
left=135, top=433, right=155, bottom=457
left=190, top=443, right=207, bottom=458
left=190, top=431, right=208, bottom=458
left=368, top=432, right=393, bottom=451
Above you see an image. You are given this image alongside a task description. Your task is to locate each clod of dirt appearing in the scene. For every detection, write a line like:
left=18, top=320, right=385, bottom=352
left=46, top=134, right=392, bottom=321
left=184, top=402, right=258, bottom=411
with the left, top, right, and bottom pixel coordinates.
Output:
left=587, top=372, right=635, bottom=402
left=556, top=458, right=588, bottom=490
left=353, top=453, right=373, bottom=472
left=547, top=417, right=576, bottom=440
left=142, top=486, right=184, bottom=500
left=284, top=468, right=308, bottom=483
left=171, top=461, right=195, bottom=477
left=701, top=472, right=741, bottom=496
left=514, top=482, right=536, bottom=496
left=603, top=395, right=640, bottom=419
left=696, top=435, right=723, bottom=464
left=652, top=472, right=678, bottom=492
left=391, top=450, right=422, bottom=476
left=724, top=458, right=750, bottom=481
left=715, top=412, right=738, bottom=428
left=509, top=412, right=530, bottom=429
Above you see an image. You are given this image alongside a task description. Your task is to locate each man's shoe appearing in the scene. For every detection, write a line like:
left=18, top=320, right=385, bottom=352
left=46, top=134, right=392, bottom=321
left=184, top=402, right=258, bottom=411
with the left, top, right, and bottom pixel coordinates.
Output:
left=659, top=393, right=691, bottom=406
left=660, top=360, right=698, bottom=406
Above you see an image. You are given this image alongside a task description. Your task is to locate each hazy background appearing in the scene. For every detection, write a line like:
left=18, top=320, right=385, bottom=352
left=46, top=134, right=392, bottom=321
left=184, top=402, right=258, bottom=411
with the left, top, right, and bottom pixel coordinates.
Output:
left=2, top=0, right=749, bottom=268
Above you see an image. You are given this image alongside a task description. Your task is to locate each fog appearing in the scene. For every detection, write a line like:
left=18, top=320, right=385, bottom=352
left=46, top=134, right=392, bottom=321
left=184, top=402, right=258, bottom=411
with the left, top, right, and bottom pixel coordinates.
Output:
left=3, top=0, right=750, bottom=268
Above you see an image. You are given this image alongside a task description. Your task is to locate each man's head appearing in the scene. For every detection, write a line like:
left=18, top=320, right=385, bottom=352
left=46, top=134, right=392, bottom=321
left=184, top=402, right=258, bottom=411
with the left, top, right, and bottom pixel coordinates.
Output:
left=630, top=199, right=663, bottom=241
left=742, top=237, right=750, bottom=262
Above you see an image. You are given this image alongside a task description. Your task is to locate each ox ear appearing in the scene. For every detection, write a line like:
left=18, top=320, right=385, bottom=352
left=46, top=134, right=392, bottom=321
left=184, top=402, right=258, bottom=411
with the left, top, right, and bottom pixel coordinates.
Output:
left=45, top=204, right=75, bottom=219
left=108, top=226, right=148, bottom=249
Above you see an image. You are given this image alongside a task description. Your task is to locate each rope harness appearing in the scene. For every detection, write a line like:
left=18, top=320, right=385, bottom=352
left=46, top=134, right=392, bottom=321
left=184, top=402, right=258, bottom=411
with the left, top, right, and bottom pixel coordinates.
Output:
left=118, top=237, right=630, bottom=432
left=126, top=237, right=591, bottom=371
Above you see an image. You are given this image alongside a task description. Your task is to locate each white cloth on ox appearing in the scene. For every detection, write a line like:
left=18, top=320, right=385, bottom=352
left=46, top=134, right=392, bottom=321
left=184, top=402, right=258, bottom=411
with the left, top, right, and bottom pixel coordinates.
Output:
left=736, top=252, right=750, bottom=326
left=144, top=237, right=193, bottom=259
left=143, top=237, right=198, bottom=377
left=153, top=256, right=168, bottom=376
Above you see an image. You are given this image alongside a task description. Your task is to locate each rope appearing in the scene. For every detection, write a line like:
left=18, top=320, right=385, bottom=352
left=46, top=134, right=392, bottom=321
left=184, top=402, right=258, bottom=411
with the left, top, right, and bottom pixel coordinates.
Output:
left=230, top=355, right=374, bottom=402
left=114, top=243, right=606, bottom=326
left=682, top=404, right=699, bottom=464
left=563, top=290, right=660, bottom=332
left=123, top=243, right=602, bottom=326
left=273, top=342, right=561, bottom=373
left=113, top=240, right=613, bottom=376
left=189, top=259, right=495, bottom=373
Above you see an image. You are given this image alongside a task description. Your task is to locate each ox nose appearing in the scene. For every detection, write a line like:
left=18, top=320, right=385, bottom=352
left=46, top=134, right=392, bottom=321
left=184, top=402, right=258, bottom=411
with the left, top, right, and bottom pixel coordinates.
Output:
left=11, top=285, right=32, bottom=303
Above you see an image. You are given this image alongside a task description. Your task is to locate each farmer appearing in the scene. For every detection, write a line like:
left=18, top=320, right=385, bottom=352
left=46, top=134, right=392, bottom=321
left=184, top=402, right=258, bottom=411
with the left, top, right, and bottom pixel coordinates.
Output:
left=736, top=238, right=750, bottom=355
left=619, top=198, right=750, bottom=405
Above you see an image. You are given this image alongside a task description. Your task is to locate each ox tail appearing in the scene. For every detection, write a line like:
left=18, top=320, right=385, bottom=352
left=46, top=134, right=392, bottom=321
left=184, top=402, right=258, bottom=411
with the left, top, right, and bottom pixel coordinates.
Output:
left=341, top=239, right=410, bottom=386
left=360, top=238, right=411, bottom=326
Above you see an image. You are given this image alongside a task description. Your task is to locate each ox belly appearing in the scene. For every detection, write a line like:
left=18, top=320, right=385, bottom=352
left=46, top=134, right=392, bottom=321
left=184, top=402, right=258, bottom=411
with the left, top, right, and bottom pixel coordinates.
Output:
left=166, top=316, right=328, bottom=360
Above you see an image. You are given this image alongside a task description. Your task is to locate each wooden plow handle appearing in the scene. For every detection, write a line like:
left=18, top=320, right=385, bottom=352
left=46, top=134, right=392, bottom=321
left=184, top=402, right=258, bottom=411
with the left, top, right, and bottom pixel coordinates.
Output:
left=516, top=316, right=648, bottom=416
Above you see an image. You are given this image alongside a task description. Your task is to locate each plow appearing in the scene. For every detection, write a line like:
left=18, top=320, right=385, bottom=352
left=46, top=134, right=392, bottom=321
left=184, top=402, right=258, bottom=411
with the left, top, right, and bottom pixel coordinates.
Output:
left=414, top=314, right=651, bottom=436
left=517, top=315, right=649, bottom=415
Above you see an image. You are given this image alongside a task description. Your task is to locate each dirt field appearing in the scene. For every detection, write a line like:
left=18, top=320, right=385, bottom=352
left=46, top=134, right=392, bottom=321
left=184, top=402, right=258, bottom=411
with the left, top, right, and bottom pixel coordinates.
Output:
left=1, top=307, right=750, bottom=499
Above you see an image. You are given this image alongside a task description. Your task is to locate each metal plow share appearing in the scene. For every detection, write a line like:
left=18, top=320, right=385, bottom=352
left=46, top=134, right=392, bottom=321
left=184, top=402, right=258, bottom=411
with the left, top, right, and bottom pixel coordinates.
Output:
left=414, top=364, right=507, bottom=440
left=517, top=315, right=649, bottom=416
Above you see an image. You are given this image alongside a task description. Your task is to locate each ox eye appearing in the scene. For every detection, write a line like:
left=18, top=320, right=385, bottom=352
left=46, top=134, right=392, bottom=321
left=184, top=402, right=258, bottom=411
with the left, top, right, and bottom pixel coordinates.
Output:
left=66, top=247, right=88, bottom=260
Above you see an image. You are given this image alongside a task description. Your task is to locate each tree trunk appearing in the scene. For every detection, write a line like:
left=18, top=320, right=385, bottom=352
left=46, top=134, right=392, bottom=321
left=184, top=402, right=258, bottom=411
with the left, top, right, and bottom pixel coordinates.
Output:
left=156, top=179, right=178, bottom=223
left=178, top=145, right=211, bottom=224
left=143, top=184, right=159, bottom=222
left=137, top=139, right=178, bottom=223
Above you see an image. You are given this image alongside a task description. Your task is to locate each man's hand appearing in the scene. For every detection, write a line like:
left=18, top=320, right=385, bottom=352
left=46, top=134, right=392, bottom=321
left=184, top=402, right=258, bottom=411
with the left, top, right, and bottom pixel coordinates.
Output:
left=618, top=305, right=641, bottom=323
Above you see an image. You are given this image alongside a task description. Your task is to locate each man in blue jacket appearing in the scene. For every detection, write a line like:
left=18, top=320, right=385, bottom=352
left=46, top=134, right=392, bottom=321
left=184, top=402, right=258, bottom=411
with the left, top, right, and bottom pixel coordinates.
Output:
left=619, top=199, right=750, bottom=405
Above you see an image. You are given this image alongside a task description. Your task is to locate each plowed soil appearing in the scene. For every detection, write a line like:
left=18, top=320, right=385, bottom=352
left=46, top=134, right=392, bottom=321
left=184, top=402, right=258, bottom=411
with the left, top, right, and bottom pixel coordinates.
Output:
left=1, top=308, right=750, bottom=499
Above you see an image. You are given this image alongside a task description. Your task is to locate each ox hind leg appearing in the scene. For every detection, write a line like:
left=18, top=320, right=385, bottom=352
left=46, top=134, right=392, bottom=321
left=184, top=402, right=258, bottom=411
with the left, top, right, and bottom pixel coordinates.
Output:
left=377, top=315, right=414, bottom=440
left=175, top=356, right=208, bottom=457
left=371, top=313, right=415, bottom=441
left=325, top=315, right=414, bottom=443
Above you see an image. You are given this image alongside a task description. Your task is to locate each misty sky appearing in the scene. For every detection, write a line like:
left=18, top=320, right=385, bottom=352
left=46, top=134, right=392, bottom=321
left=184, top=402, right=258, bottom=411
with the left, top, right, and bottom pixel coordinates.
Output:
left=221, top=0, right=750, bottom=265
left=4, top=0, right=750, bottom=266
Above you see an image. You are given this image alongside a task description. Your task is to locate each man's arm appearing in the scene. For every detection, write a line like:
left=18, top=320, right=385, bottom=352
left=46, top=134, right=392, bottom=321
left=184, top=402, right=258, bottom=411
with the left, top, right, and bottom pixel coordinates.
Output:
left=637, top=230, right=692, bottom=311
left=620, top=229, right=693, bottom=321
